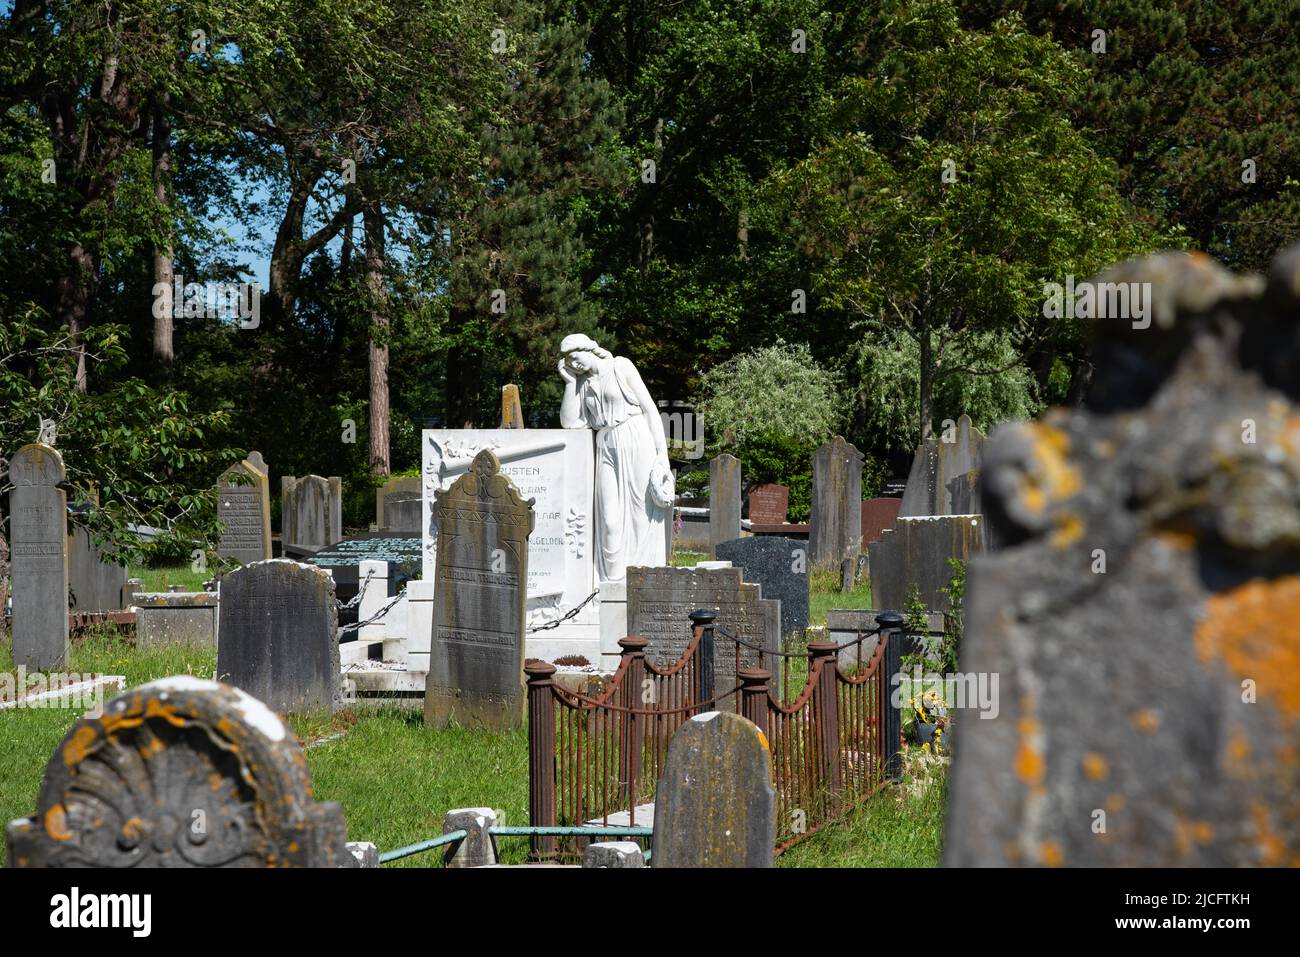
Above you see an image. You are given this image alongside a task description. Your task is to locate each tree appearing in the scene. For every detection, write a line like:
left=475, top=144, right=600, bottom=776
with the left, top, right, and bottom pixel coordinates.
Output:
left=765, top=1, right=1163, bottom=442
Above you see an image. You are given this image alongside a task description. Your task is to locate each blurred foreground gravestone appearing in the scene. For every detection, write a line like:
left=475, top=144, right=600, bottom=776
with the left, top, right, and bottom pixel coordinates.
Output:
left=6, top=678, right=359, bottom=867
left=947, top=246, right=1300, bottom=866
left=652, top=710, right=775, bottom=867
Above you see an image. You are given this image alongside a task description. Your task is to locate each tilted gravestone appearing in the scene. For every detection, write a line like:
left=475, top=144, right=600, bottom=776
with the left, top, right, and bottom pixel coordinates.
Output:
left=708, top=453, right=741, bottom=558
left=748, top=483, right=789, bottom=525
left=217, top=559, right=340, bottom=714
left=809, top=436, right=863, bottom=568
left=6, top=677, right=358, bottom=867
left=652, top=711, right=776, bottom=867
left=67, top=525, right=128, bottom=612
left=868, top=515, right=984, bottom=614
left=626, top=565, right=781, bottom=702
left=715, top=536, right=808, bottom=641
left=215, top=453, right=272, bottom=565
left=8, top=444, right=68, bottom=670
left=424, top=449, right=534, bottom=731
left=375, top=475, right=422, bottom=533
left=947, top=246, right=1300, bottom=866
left=281, top=474, right=343, bottom=551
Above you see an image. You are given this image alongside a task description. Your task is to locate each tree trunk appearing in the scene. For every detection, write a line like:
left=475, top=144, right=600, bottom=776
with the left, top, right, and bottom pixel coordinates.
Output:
left=151, top=93, right=174, bottom=371
left=1066, top=349, right=1095, bottom=406
left=364, top=205, right=390, bottom=476
left=918, top=315, right=934, bottom=440
left=56, top=244, right=95, bottom=393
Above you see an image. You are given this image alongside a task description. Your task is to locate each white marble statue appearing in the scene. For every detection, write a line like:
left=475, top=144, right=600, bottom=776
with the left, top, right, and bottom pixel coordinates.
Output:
left=558, top=334, right=673, bottom=583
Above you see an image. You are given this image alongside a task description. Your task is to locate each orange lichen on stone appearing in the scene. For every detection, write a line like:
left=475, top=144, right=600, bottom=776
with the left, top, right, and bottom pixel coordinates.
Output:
left=62, top=725, right=98, bottom=767
left=1015, top=718, right=1045, bottom=785
left=1197, top=576, right=1300, bottom=720
left=1132, top=709, right=1161, bottom=734
left=1105, top=794, right=1126, bottom=814
left=44, top=804, right=72, bottom=842
left=1050, top=513, right=1084, bottom=549
left=1281, top=415, right=1300, bottom=457
left=1040, top=841, right=1064, bottom=867
left=1193, top=821, right=1215, bottom=844
left=1023, top=423, right=1082, bottom=514
left=1082, top=752, right=1110, bottom=781
left=1155, top=529, right=1197, bottom=552
left=1250, top=802, right=1285, bottom=865
left=1226, top=725, right=1253, bottom=778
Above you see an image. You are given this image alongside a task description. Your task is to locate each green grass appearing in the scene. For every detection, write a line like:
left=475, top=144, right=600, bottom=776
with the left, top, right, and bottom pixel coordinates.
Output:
left=128, top=562, right=210, bottom=592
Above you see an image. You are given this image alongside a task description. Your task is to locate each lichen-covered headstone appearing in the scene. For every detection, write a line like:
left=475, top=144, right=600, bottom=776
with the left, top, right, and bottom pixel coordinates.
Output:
left=8, top=443, right=68, bottom=670
left=217, top=559, right=340, bottom=714
left=809, top=436, right=863, bottom=568
left=652, top=711, right=776, bottom=867
left=424, top=449, right=534, bottom=730
left=708, top=454, right=741, bottom=558
left=215, top=454, right=272, bottom=565
left=6, top=677, right=356, bottom=867
left=947, top=247, right=1300, bottom=867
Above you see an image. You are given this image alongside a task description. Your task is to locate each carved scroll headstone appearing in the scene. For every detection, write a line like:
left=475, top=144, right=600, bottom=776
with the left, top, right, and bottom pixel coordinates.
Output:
left=6, top=678, right=356, bottom=867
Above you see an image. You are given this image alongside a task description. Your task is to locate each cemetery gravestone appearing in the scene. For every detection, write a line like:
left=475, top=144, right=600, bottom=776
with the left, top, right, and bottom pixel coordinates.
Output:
left=898, top=414, right=986, bottom=518
left=708, top=453, right=741, bottom=558
left=8, top=444, right=68, bottom=671
left=217, top=560, right=340, bottom=714
left=748, top=484, right=789, bottom=525
left=652, top=711, right=776, bottom=867
left=809, top=436, right=863, bottom=568
left=216, top=454, right=272, bottom=565
left=867, top=515, right=984, bottom=614
left=947, top=246, right=1300, bottom=866
left=375, top=475, right=422, bottom=533
left=860, top=497, right=902, bottom=547
left=626, top=565, right=781, bottom=702
left=714, top=536, right=809, bottom=641
left=424, top=450, right=534, bottom=731
left=282, top=474, right=343, bottom=551
left=67, top=525, right=128, bottom=612
left=6, top=677, right=357, bottom=867
left=133, top=592, right=219, bottom=648
left=501, top=383, right=525, bottom=428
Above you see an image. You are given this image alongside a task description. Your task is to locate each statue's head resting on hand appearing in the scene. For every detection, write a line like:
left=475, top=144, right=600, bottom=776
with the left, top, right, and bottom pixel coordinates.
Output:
left=560, top=333, right=612, bottom=377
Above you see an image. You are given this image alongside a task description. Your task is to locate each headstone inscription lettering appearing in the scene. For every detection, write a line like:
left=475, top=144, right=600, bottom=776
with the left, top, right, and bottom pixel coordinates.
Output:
left=424, top=450, right=534, bottom=731
left=217, top=559, right=340, bottom=714
left=216, top=453, right=272, bottom=565
left=6, top=677, right=358, bottom=867
left=714, top=536, right=809, bottom=641
left=748, top=484, right=789, bottom=525
left=626, top=565, right=781, bottom=703
left=9, top=444, right=69, bottom=670
left=809, top=436, right=863, bottom=568
left=652, top=711, right=776, bottom=867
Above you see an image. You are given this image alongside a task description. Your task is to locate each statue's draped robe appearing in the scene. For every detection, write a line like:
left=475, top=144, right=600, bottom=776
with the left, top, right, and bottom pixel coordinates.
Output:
left=576, top=357, right=668, bottom=582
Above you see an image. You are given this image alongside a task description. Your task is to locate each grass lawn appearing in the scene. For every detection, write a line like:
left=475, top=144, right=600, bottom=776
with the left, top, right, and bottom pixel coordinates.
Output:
left=1, top=556, right=941, bottom=867
left=128, top=562, right=210, bottom=592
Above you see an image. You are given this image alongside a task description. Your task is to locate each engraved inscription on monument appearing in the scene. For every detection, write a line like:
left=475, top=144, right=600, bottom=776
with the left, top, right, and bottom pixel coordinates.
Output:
left=216, top=454, right=271, bottom=565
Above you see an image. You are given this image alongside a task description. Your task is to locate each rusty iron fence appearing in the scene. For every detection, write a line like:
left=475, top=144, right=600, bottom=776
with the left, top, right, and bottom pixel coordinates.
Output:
left=525, top=610, right=905, bottom=861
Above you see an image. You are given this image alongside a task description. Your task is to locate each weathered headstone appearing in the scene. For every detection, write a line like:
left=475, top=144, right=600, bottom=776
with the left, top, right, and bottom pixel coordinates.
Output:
left=748, top=484, right=790, bottom=526
left=8, top=444, right=68, bottom=671
left=216, top=453, right=272, bottom=565
left=424, top=450, right=534, bottom=730
left=282, top=474, right=343, bottom=551
left=67, top=525, right=128, bottom=612
left=6, top=677, right=357, bottom=867
left=948, top=247, right=1300, bottom=866
left=868, top=515, right=984, bottom=614
left=217, top=559, right=340, bottom=714
left=626, top=566, right=781, bottom=701
left=708, top=454, right=741, bottom=558
left=652, top=711, right=776, bottom=867
left=375, top=476, right=422, bottom=533
left=898, top=414, right=986, bottom=519
left=132, top=592, right=219, bottom=648
left=860, top=497, right=902, bottom=547
left=809, top=436, right=863, bottom=568
left=500, top=383, right=525, bottom=429
left=714, top=536, right=808, bottom=641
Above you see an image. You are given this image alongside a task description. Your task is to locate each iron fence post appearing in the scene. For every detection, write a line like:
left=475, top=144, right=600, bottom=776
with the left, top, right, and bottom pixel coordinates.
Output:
left=808, top=641, right=842, bottom=798
left=738, top=666, right=771, bottom=738
left=689, top=608, right=716, bottom=712
left=618, top=637, right=648, bottom=808
left=876, top=611, right=905, bottom=782
left=525, top=659, right=558, bottom=861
